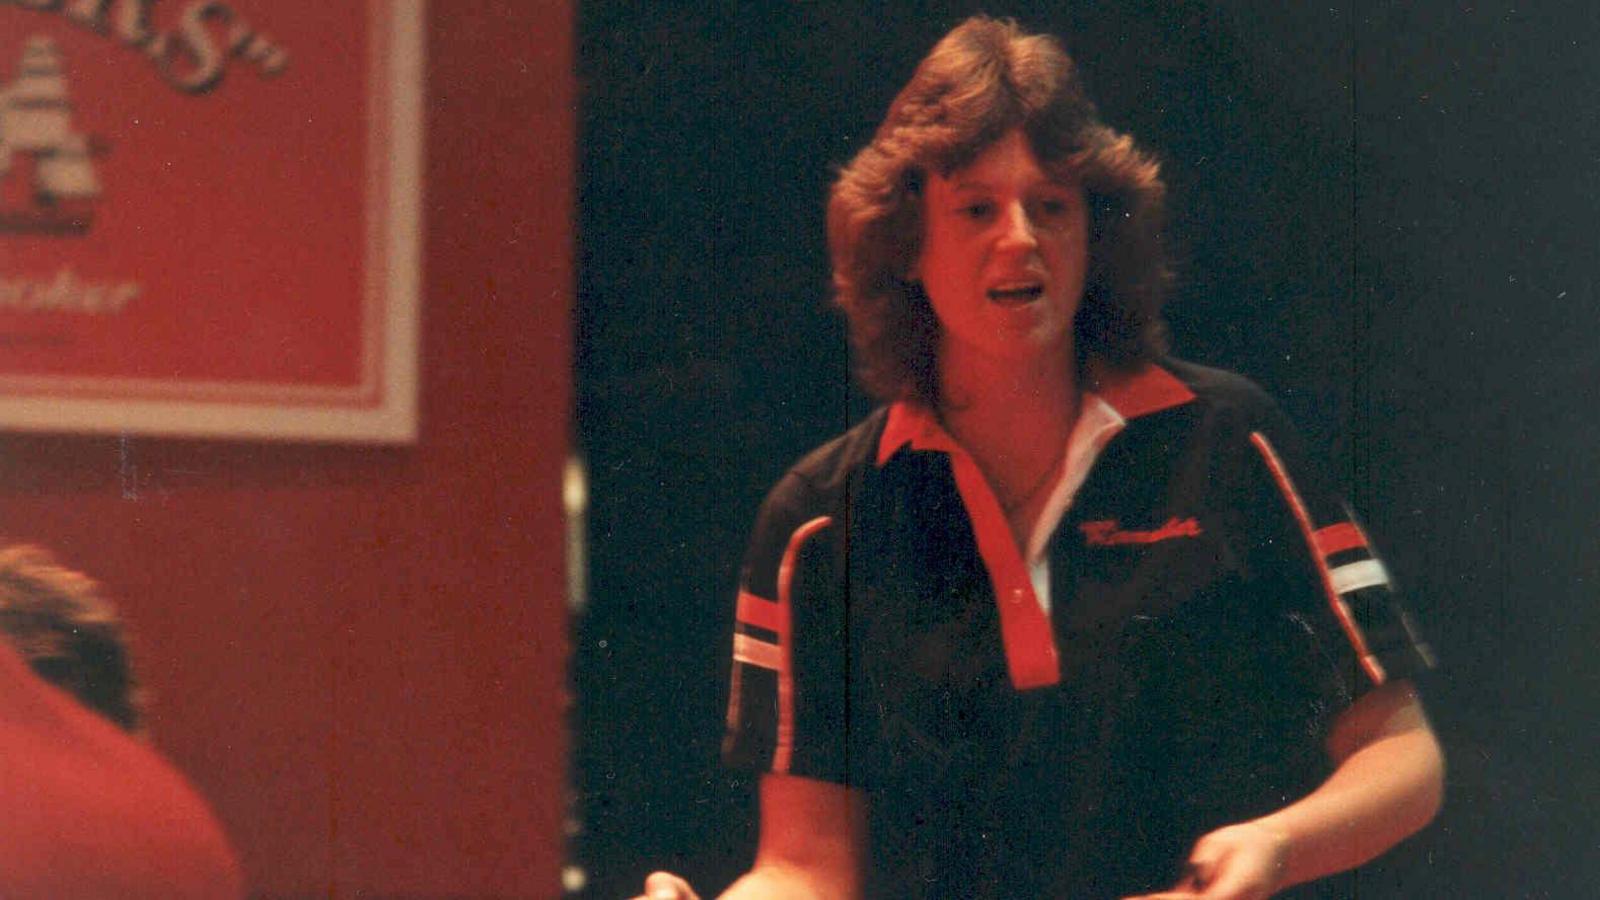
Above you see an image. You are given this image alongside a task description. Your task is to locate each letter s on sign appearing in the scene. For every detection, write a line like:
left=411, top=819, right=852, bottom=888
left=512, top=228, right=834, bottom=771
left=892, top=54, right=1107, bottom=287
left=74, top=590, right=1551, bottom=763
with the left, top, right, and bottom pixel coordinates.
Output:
left=159, top=0, right=229, bottom=94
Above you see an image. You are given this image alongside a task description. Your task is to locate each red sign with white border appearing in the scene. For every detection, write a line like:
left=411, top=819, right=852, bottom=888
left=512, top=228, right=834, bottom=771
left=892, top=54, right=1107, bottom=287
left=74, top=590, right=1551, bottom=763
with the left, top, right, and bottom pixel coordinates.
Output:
left=0, top=0, right=423, bottom=442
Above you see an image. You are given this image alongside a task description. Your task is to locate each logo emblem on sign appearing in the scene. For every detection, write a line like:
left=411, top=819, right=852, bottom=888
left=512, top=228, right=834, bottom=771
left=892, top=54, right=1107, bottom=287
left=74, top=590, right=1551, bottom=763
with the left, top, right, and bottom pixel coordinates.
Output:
left=0, top=36, right=106, bottom=236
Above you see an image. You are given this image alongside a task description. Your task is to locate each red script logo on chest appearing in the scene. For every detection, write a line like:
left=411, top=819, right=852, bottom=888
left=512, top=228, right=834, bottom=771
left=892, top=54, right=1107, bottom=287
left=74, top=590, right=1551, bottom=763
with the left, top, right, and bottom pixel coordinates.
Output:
left=1079, top=517, right=1203, bottom=546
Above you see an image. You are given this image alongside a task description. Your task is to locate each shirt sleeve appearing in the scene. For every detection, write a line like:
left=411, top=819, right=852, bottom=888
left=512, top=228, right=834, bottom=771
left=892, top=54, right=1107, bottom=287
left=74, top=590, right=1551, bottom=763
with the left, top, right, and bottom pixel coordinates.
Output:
left=720, top=471, right=852, bottom=784
left=1240, top=398, right=1437, bottom=707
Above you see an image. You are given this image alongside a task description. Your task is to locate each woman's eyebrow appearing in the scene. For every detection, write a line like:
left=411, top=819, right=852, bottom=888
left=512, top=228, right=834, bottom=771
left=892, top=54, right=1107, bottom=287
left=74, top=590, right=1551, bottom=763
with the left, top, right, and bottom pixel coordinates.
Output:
left=949, top=175, right=1074, bottom=193
left=950, top=178, right=994, bottom=193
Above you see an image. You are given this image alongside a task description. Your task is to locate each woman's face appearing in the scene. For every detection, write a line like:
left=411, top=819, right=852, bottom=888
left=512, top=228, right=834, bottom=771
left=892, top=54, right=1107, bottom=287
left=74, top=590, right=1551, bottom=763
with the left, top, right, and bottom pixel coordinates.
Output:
left=913, top=129, right=1089, bottom=372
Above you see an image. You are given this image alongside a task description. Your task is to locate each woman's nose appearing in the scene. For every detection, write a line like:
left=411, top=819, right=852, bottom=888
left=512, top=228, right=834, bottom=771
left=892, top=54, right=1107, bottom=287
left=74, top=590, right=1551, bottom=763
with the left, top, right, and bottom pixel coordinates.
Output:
left=995, top=201, right=1039, bottom=252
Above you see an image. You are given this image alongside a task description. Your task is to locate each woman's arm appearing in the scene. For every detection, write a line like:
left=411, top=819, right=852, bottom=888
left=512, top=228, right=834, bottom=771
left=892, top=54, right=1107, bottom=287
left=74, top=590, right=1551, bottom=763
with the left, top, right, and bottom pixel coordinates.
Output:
left=1127, top=678, right=1444, bottom=900
left=636, top=773, right=866, bottom=900
left=721, top=773, right=867, bottom=898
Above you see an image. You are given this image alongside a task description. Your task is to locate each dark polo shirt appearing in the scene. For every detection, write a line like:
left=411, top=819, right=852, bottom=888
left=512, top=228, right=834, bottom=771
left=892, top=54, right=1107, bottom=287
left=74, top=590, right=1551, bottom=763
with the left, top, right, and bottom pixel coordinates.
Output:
left=724, top=359, right=1433, bottom=899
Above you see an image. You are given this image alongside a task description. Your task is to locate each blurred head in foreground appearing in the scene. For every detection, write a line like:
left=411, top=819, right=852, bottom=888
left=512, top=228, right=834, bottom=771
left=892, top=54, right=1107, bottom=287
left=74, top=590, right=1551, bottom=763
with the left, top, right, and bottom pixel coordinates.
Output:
left=0, top=544, right=142, bottom=733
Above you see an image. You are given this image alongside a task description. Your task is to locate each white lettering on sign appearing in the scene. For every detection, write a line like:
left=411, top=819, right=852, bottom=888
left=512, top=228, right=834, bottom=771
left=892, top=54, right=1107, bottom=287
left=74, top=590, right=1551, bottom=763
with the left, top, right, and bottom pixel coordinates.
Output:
left=2, top=0, right=289, bottom=94
left=0, top=268, right=140, bottom=313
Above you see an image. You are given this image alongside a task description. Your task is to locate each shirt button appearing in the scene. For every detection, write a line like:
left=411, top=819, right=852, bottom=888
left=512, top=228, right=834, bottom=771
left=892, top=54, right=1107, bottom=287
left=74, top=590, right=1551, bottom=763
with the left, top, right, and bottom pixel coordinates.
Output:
left=1010, top=588, right=1025, bottom=604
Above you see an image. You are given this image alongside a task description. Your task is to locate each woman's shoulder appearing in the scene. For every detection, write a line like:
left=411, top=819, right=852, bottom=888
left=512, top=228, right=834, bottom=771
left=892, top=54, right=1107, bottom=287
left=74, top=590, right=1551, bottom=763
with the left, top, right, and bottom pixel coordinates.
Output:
left=1149, top=356, right=1320, bottom=446
left=1160, top=356, right=1279, bottom=414
left=741, top=410, right=889, bottom=559
left=766, top=408, right=892, bottom=509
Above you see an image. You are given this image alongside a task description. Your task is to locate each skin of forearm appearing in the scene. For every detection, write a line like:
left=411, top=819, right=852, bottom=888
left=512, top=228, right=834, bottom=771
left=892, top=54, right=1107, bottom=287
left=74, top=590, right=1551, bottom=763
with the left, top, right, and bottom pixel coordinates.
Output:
left=719, top=774, right=865, bottom=900
left=718, top=862, right=859, bottom=900
left=1252, top=697, right=1444, bottom=891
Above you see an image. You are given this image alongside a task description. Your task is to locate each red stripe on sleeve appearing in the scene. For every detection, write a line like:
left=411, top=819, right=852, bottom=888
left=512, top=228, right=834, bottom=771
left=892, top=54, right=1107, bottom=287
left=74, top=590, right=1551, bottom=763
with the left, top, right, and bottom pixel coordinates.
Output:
left=1314, top=521, right=1367, bottom=558
left=1250, top=432, right=1386, bottom=685
left=771, top=515, right=833, bottom=773
left=736, top=590, right=785, bottom=633
left=726, top=590, right=783, bottom=744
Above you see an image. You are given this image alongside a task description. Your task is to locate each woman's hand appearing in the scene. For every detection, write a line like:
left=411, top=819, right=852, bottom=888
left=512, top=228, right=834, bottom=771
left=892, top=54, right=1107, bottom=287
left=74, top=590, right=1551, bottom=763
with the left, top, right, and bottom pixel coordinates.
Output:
left=1123, top=820, right=1287, bottom=900
left=631, top=870, right=701, bottom=900
left=1127, top=680, right=1442, bottom=899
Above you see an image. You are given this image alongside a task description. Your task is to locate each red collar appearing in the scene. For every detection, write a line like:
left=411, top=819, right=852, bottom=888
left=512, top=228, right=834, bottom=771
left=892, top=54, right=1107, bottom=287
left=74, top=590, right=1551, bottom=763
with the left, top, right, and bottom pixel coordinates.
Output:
left=876, top=402, right=954, bottom=466
left=1090, top=361, right=1196, bottom=421
left=876, top=363, right=1195, bottom=466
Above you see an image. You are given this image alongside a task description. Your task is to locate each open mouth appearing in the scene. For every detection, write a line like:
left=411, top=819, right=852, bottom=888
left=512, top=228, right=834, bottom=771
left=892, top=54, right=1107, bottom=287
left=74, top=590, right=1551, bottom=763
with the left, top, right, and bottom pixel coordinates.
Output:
left=987, top=283, right=1044, bottom=306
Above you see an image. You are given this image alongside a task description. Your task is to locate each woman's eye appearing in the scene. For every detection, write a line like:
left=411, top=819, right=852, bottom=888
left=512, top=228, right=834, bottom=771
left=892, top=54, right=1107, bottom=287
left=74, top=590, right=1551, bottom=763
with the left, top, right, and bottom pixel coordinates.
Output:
left=959, top=202, right=994, bottom=220
left=1035, top=198, right=1071, bottom=222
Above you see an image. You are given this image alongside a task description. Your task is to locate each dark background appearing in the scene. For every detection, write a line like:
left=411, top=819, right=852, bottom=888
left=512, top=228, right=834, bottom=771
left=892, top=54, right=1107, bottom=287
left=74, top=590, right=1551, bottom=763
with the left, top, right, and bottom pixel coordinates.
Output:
left=572, top=2, right=1600, bottom=896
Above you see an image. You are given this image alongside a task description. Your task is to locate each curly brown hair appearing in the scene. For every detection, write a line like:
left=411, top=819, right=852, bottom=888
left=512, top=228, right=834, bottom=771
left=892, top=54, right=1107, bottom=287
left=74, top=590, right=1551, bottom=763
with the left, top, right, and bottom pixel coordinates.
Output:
left=827, top=16, right=1172, bottom=404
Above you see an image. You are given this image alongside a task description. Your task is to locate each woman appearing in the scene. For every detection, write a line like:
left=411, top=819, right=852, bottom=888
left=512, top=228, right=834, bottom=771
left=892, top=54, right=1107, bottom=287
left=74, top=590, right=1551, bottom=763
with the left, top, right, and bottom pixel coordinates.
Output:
left=642, top=15, right=1442, bottom=899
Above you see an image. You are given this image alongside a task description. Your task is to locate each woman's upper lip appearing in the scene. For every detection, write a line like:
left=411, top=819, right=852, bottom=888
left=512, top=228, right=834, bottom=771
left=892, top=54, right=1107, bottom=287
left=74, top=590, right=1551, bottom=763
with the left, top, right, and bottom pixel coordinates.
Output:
left=987, top=268, right=1048, bottom=288
left=987, top=277, right=1045, bottom=292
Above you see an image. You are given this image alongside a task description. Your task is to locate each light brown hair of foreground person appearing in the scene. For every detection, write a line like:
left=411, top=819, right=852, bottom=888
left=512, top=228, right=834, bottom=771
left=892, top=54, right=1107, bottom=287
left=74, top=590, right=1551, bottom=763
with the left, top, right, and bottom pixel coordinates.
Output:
left=0, top=544, right=242, bottom=896
left=0, top=543, right=143, bottom=732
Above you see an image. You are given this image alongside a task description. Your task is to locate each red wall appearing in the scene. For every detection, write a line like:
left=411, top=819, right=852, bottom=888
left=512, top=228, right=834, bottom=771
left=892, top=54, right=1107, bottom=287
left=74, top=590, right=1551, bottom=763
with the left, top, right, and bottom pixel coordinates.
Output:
left=0, top=3, right=573, bottom=895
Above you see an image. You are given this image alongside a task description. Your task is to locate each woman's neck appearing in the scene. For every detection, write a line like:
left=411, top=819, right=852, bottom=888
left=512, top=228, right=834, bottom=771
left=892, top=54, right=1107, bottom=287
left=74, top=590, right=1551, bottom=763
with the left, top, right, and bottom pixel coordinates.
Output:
left=936, top=341, right=1080, bottom=534
left=937, top=340, right=1078, bottom=438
